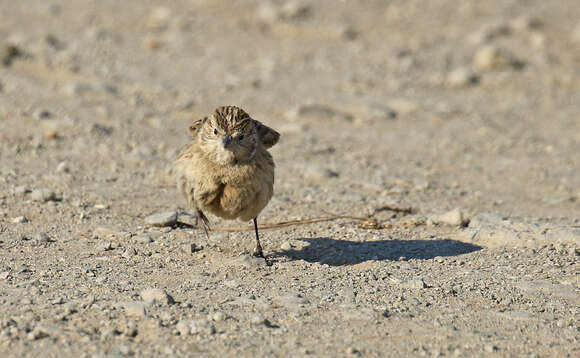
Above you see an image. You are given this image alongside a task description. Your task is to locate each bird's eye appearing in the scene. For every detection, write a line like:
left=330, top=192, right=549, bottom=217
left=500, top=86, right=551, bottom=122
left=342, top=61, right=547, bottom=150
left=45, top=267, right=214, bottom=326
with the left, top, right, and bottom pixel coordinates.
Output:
left=213, top=129, right=218, bottom=135
left=238, top=135, right=244, bottom=140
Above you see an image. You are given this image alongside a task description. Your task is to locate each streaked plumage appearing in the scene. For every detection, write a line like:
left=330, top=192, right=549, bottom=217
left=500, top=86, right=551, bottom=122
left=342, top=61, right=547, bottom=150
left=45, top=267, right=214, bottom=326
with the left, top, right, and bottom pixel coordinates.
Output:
left=175, top=106, right=280, bottom=259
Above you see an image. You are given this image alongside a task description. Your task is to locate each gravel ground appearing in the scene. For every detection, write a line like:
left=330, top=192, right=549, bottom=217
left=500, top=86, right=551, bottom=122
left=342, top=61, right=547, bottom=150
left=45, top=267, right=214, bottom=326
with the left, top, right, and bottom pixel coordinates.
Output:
left=0, top=1, right=579, bottom=357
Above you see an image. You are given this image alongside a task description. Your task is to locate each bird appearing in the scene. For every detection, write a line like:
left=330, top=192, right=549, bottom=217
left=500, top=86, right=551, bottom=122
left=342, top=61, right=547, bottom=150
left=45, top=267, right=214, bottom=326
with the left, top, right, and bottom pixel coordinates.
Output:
left=174, top=105, right=280, bottom=261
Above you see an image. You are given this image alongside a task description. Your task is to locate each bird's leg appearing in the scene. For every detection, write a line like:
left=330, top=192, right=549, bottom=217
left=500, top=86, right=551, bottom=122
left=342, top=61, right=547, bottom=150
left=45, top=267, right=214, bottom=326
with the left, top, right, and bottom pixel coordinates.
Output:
left=252, top=217, right=271, bottom=263
left=195, top=209, right=211, bottom=238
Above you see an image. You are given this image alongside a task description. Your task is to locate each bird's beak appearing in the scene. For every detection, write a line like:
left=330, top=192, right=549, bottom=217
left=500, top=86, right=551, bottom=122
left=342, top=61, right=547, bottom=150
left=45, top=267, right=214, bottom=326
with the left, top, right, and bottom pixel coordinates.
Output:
left=222, top=135, right=233, bottom=147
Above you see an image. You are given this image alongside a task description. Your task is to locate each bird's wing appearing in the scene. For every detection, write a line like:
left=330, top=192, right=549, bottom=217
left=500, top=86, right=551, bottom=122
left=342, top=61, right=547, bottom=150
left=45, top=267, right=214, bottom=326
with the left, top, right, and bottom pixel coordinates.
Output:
left=254, top=120, right=280, bottom=148
left=188, top=117, right=207, bottom=137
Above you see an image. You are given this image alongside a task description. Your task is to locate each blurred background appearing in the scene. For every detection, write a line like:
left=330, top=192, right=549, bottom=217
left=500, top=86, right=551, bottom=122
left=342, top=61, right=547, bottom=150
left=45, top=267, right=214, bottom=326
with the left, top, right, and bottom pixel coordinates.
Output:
left=0, top=2, right=579, bottom=357
left=1, top=0, right=579, bottom=223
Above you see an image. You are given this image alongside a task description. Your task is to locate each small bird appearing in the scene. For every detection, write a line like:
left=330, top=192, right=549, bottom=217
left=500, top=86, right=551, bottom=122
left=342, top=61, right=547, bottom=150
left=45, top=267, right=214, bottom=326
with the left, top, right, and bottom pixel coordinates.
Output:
left=175, top=106, right=280, bottom=260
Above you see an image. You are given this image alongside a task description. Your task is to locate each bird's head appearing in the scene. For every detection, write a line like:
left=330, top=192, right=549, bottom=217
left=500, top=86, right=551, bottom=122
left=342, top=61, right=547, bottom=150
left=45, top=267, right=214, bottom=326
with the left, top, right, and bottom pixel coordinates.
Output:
left=198, top=106, right=259, bottom=165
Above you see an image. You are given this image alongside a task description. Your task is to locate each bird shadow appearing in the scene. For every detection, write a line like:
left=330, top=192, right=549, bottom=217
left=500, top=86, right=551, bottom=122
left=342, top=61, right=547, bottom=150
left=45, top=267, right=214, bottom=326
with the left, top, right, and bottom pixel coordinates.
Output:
left=276, top=237, right=482, bottom=266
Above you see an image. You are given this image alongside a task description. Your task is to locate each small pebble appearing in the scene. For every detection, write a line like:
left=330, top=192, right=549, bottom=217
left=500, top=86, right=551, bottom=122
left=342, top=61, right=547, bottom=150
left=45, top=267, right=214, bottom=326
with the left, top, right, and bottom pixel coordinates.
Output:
left=31, top=189, right=57, bottom=202
left=280, top=241, right=292, bottom=251
left=33, top=109, right=52, bottom=120
left=433, top=208, right=468, bottom=227
left=117, top=301, right=147, bottom=318
left=27, top=324, right=64, bottom=340
left=35, top=232, right=51, bottom=242
left=56, top=161, right=70, bottom=173
left=134, top=233, right=153, bottom=244
left=446, top=68, right=479, bottom=87
left=182, top=243, right=201, bottom=254
left=250, top=314, right=268, bottom=326
left=1, top=44, right=22, bottom=66
left=211, top=312, right=227, bottom=322
left=484, top=344, right=498, bottom=353
left=140, top=288, right=174, bottom=306
left=510, top=15, right=542, bottom=32
left=190, top=319, right=216, bottom=335
left=12, top=216, right=28, bottom=223
left=279, top=1, right=310, bottom=21
left=13, top=186, right=30, bottom=195
left=473, top=45, right=522, bottom=70
left=145, top=211, right=178, bottom=227
left=176, top=320, right=191, bottom=336
left=121, top=248, right=137, bottom=259
left=97, top=242, right=113, bottom=251
left=404, top=278, right=427, bottom=289
left=92, top=225, right=123, bottom=239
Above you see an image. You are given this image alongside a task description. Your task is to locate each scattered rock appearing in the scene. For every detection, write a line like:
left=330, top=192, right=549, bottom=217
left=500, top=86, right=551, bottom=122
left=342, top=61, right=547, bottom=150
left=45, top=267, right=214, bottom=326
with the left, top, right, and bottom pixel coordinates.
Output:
left=13, top=186, right=30, bottom=195
left=133, top=233, right=154, bottom=244
left=45, top=34, right=66, bottom=51
left=145, top=211, right=178, bottom=227
left=56, top=161, right=70, bottom=173
left=279, top=1, right=311, bottom=21
left=345, top=347, right=360, bottom=355
left=182, top=243, right=201, bottom=254
left=31, top=189, right=57, bottom=202
left=250, top=314, right=268, bottom=326
left=280, top=241, right=292, bottom=251
left=433, top=208, right=469, bottom=227
left=473, top=45, right=523, bottom=71
left=117, top=301, right=147, bottom=318
left=177, top=319, right=216, bottom=335
left=93, top=225, right=124, bottom=239
left=387, top=99, right=418, bottom=116
left=176, top=212, right=197, bottom=226
left=1, top=44, right=22, bottom=66
left=175, top=320, right=191, bottom=336
left=510, top=16, right=542, bottom=32
left=140, top=288, right=174, bottom=306
left=403, top=278, right=427, bottom=289
left=121, top=247, right=137, bottom=259
left=35, top=232, right=52, bottom=242
left=44, top=130, right=59, bottom=140
left=446, top=68, right=479, bottom=87
left=358, top=103, right=397, bottom=121
left=33, top=109, right=52, bottom=120
left=27, top=324, right=64, bottom=340
left=211, top=312, right=227, bottom=322
left=12, top=216, right=28, bottom=223
left=90, top=123, right=114, bottom=137
left=97, top=242, right=113, bottom=251
left=484, top=344, right=498, bottom=353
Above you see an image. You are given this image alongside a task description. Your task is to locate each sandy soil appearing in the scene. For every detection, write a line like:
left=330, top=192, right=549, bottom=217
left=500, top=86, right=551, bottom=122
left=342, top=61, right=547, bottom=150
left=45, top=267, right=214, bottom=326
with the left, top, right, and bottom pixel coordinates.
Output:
left=0, top=1, right=579, bottom=357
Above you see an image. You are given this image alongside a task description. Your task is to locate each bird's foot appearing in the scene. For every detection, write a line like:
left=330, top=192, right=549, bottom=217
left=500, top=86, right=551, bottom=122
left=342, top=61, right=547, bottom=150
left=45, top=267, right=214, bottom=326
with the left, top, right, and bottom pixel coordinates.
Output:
left=253, top=245, right=271, bottom=266
left=195, top=210, right=211, bottom=237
